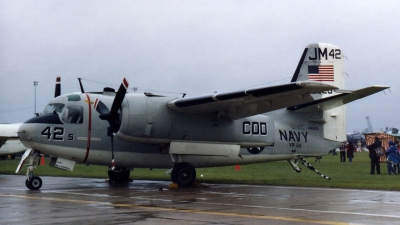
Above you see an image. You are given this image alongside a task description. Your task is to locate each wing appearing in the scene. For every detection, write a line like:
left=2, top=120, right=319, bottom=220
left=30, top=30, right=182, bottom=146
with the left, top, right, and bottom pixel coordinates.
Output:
left=287, top=86, right=389, bottom=112
left=0, top=123, right=21, bottom=147
left=167, top=81, right=338, bottom=119
left=0, top=136, right=8, bottom=148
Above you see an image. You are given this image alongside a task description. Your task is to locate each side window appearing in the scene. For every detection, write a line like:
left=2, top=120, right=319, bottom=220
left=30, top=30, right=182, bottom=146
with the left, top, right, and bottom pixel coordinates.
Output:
left=62, top=106, right=83, bottom=124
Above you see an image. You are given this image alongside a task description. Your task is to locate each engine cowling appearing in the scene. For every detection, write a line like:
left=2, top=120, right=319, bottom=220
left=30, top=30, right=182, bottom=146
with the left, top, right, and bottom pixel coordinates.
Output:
left=117, top=94, right=275, bottom=147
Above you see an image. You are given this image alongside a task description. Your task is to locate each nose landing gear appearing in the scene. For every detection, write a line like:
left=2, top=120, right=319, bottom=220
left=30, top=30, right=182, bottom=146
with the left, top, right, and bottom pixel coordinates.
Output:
left=16, top=149, right=43, bottom=190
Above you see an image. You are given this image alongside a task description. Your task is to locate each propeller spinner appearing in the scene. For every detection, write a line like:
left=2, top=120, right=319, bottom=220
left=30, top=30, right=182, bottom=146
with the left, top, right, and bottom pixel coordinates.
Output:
left=94, top=78, right=129, bottom=170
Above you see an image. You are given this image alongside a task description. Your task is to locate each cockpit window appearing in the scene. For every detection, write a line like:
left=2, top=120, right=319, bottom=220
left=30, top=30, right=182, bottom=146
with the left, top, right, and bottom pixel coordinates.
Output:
left=43, top=103, right=65, bottom=114
left=67, top=95, right=81, bottom=101
left=61, top=106, right=83, bottom=124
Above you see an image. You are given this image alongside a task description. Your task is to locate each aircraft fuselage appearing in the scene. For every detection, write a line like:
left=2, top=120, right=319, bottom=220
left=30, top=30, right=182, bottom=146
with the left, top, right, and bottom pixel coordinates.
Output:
left=18, top=92, right=339, bottom=169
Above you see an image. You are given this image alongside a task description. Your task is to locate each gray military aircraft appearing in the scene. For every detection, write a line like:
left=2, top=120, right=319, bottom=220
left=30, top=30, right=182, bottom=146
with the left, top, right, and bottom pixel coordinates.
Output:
left=17, top=43, right=388, bottom=190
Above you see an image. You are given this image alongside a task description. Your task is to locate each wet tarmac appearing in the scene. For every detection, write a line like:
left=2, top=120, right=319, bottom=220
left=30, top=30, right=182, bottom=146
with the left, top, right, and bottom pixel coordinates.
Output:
left=1, top=175, right=400, bottom=225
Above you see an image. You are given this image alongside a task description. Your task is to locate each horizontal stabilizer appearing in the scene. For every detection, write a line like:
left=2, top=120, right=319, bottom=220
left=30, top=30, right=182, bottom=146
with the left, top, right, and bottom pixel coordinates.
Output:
left=287, top=86, right=389, bottom=112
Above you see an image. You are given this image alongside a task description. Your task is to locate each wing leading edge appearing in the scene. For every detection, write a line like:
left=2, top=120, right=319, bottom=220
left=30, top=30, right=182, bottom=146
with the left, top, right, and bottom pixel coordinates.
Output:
left=167, top=81, right=338, bottom=119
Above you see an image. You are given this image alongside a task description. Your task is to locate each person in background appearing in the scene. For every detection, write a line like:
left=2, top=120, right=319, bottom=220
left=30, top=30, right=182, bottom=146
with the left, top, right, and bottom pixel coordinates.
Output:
left=347, top=142, right=355, bottom=162
left=367, top=137, right=381, bottom=175
left=334, top=148, right=339, bottom=156
left=386, top=140, right=400, bottom=175
left=340, top=142, right=346, bottom=162
left=357, top=141, right=362, bottom=152
left=396, top=143, right=400, bottom=174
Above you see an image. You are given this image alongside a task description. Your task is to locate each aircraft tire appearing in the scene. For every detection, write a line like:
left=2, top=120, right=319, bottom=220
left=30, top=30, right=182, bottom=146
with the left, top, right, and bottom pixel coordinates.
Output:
left=108, top=168, right=130, bottom=183
left=27, top=176, right=42, bottom=190
left=25, top=178, right=30, bottom=189
left=171, top=167, right=178, bottom=183
left=172, top=162, right=196, bottom=187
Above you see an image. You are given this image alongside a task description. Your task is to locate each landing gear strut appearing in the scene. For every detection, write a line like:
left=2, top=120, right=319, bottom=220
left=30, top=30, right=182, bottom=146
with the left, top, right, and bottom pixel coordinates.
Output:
left=26, top=153, right=43, bottom=190
left=171, top=162, right=196, bottom=187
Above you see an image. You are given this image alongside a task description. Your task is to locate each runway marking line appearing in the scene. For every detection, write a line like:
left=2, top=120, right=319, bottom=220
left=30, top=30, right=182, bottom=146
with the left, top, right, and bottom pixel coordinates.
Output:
left=0, top=193, right=349, bottom=225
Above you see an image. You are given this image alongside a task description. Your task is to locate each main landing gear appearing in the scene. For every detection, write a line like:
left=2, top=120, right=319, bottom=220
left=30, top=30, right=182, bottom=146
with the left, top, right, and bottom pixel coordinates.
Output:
left=170, top=162, right=197, bottom=187
left=107, top=167, right=131, bottom=183
left=169, top=153, right=197, bottom=187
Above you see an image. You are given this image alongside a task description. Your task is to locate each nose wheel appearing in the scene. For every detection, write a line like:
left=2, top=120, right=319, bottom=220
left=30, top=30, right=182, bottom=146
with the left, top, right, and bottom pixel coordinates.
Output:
left=26, top=176, right=43, bottom=190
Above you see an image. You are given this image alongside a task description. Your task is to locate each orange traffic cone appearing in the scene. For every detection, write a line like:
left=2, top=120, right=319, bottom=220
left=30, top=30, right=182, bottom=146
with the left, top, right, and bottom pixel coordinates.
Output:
left=235, top=165, right=241, bottom=170
left=40, top=155, right=45, bottom=166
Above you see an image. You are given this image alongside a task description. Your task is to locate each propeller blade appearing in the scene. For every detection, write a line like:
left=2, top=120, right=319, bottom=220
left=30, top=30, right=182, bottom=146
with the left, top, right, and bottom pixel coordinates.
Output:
left=95, top=78, right=129, bottom=170
left=94, top=98, right=110, bottom=115
left=110, top=78, right=129, bottom=119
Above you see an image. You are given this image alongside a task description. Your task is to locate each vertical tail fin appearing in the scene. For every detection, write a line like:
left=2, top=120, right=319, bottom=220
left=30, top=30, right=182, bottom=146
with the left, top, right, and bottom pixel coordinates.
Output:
left=292, top=43, right=346, bottom=142
left=291, top=43, right=344, bottom=92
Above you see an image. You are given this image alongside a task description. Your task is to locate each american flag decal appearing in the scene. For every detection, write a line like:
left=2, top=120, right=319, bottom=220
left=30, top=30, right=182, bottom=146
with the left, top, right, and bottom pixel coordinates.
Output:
left=308, top=65, right=334, bottom=82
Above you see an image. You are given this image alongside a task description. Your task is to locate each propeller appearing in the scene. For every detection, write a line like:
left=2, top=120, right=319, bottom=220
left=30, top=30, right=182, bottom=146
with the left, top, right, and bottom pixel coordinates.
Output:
left=94, top=78, right=129, bottom=170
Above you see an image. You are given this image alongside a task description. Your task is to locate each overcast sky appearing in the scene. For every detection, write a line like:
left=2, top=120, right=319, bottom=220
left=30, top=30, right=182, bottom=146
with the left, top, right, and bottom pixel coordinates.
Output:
left=1, top=0, right=399, bottom=133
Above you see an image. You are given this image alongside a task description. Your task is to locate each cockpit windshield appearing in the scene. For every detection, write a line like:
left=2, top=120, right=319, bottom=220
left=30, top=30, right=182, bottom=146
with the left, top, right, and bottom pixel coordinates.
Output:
left=43, top=103, right=65, bottom=114
left=61, top=106, right=83, bottom=124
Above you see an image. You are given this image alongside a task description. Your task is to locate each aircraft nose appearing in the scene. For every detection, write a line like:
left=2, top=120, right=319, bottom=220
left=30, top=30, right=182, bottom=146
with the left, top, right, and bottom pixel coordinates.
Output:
left=18, top=122, right=36, bottom=148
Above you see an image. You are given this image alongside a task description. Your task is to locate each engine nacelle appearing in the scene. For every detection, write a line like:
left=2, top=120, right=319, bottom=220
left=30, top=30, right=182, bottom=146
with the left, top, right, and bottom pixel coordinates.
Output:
left=118, top=94, right=275, bottom=147
left=118, top=94, right=176, bottom=142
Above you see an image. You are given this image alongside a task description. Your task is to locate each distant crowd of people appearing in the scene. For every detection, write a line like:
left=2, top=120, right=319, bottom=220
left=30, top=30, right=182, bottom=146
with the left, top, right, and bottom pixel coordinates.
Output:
left=331, top=137, right=400, bottom=175
left=333, top=141, right=355, bottom=163
left=367, top=137, right=400, bottom=175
